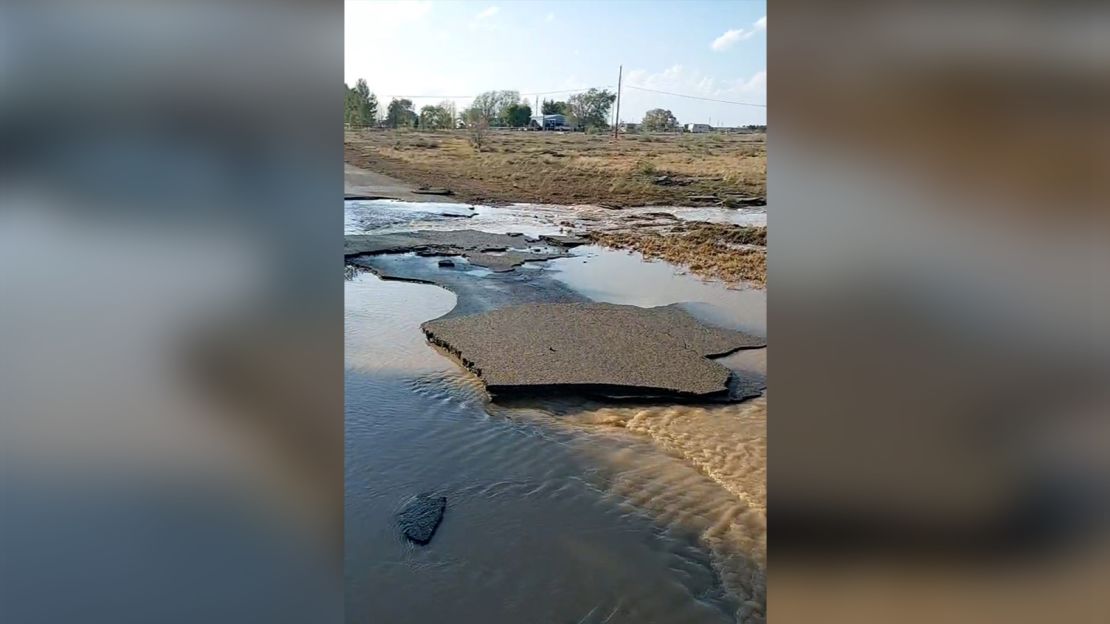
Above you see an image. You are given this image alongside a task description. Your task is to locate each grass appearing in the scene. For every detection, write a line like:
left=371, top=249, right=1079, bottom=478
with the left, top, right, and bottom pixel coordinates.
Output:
left=345, top=128, right=765, bottom=207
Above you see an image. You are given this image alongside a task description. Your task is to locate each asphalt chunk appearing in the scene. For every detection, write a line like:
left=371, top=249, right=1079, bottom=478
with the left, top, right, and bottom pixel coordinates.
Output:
left=423, top=302, right=765, bottom=398
left=398, top=494, right=446, bottom=545
left=345, top=230, right=572, bottom=272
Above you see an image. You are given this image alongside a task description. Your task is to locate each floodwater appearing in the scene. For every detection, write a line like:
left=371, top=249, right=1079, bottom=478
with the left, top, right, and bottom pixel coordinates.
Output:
left=345, top=200, right=767, bottom=623
left=344, top=199, right=765, bottom=236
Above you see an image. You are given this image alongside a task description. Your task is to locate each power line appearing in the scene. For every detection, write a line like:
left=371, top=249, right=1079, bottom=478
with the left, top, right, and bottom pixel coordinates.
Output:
left=375, top=84, right=764, bottom=109
left=623, top=84, right=766, bottom=108
left=377, top=86, right=613, bottom=100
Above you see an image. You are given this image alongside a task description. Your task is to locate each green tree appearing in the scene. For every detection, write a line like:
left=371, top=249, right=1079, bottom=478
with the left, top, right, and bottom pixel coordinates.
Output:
left=542, top=100, right=569, bottom=115
left=567, top=89, right=616, bottom=129
left=641, top=108, right=679, bottom=132
left=501, top=103, right=532, bottom=128
left=386, top=98, right=417, bottom=128
left=469, top=90, right=519, bottom=126
left=344, top=79, right=378, bottom=128
left=419, top=105, right=454, bottom=130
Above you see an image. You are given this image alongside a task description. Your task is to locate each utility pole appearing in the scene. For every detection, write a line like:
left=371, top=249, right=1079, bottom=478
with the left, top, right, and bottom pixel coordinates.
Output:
left=613, top=64, right=623, bottom=140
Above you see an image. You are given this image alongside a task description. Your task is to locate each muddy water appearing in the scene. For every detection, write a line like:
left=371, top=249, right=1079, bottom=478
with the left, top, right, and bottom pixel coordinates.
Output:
left=345, top=200, right=767, bottom=623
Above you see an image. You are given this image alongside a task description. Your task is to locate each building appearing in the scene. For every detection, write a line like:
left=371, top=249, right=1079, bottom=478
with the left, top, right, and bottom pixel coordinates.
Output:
left=529, top=114, right=573, bottom=130
left=685, top=123, right=712, bottom=133
left=618, top=122, right=640, bottom=133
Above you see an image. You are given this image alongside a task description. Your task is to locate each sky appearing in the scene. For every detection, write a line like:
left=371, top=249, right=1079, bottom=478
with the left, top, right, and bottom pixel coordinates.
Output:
left=345, top=1, right=766, bottom=126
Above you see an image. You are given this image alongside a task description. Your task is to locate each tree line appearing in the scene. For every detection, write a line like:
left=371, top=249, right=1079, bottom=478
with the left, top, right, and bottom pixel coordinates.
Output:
left=345, top=80, right=760, bottom=133
left=345, top=81, right=619, bottom=131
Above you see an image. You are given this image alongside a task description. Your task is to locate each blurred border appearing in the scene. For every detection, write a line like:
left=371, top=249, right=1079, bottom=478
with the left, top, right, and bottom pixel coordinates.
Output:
left=769, top=2, right=1108, bottom=622
left=1, top=2, right=344, bottom=623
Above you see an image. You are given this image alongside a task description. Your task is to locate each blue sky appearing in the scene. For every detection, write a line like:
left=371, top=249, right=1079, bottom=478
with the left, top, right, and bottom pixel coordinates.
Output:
left=345, top=1, right=766, bottom=125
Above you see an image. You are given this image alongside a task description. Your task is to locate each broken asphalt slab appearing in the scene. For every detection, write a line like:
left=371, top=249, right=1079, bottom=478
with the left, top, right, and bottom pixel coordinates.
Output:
left=422, top=302, right=765, bottom=399
left=345, top=229, right=575, bottom=273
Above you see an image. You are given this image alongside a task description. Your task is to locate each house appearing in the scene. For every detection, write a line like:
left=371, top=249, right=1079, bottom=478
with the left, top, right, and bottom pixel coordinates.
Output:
left=529, top=114, right=573, bottom=130
left=685, top=123, right=712, bottom=133
left=618, top=122, right=639, bottom=133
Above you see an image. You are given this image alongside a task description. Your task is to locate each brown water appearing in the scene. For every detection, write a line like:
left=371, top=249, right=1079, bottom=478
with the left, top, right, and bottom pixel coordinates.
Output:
left=345, top=201, right=767, bottom=623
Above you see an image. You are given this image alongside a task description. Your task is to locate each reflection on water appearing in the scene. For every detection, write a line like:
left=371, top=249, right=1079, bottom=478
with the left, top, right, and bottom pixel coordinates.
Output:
left=549, top=246, right=767, bottom=338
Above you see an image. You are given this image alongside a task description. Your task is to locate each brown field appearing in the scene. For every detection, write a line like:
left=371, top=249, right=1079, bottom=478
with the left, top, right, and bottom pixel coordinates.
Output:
left=344, top=128, right=765, bottom=207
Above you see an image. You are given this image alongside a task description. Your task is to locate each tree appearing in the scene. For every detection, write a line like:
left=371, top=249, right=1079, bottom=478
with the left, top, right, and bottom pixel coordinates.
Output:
left=469, top=90, right=519, bottom=126
left=385, top=98, right=417, bottom=128
left=567, top=89, right=616, bottom=129
left=464, top=113, right=489, bottom=151
left=542, top=100, right=568, bottom=115
left=501, top=103, right=532, bottom=128
left=344, top=79, right=378, bottom=128
left=419, top=105, right=454, bottom=130
left=344, top=86, right=361, bottom=127
left=641, top=108, right=679, bottom=132
left=438, top=100, right=457, bottom=126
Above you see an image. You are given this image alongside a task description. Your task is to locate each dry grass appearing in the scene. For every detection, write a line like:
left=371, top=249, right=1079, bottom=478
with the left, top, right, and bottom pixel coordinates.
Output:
left=345, top=128, right=765, bottom=207
left=589, top=223, right=767, bottom=286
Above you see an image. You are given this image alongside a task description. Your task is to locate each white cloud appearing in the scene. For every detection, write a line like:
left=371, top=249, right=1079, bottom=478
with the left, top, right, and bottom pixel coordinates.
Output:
left=623, top=64, right=765, bottom=107
left=711, top=29, right=746, bottom=51
left=476, top=6, right=499, bottom=20
left=710, top=15, right=766, bottom=51
left=618, top=64, right=766, bottom=125
left=544, top=12, right=554, bottom=23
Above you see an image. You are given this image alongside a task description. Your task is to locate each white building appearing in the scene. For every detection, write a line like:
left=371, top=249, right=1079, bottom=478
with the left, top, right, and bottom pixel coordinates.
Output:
left=685, top=123, right=712, bottom=133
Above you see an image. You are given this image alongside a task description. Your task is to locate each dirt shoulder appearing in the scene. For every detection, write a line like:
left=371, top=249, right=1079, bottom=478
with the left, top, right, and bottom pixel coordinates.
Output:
left=345, top=129, right=765, bottom=208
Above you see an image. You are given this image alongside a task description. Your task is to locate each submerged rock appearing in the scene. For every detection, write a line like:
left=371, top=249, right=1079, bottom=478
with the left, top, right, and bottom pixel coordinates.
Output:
left=437, top=259, right=455, bottom=268
left=398, top=494, right=446, bottom=545
left=463, top=250, right=565, bottom=272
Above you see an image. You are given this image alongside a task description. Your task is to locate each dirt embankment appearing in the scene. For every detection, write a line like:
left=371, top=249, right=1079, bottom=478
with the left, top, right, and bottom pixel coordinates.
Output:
left=344, top=129, right=765, bottom=208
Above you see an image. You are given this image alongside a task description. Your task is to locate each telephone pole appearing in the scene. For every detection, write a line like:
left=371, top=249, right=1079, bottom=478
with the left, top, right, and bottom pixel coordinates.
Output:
left=613, top=64, right=623, bottom=140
